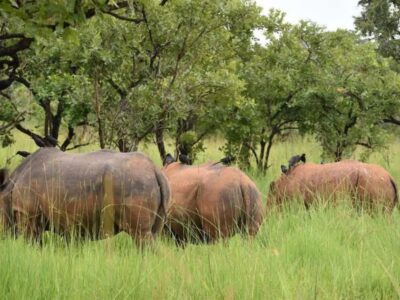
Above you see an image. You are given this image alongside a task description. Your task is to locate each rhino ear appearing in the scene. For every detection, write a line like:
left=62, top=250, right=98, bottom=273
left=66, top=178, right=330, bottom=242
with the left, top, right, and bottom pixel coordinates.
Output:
left=280, top=165, right=288, bottom=174
left=0, top=168, right=9, bottom=189
left=163, top=153, right=175, bottom=166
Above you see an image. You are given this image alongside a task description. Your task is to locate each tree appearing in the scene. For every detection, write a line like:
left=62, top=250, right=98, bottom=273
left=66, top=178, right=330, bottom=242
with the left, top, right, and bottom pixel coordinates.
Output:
left=356, top=1, right=400, bottom=127
left=223, top=12, right=324, bottom=172
left=303, top=30, right=400, bottom=161
left=60, top=0, right=262, bottom=163
left=21, top=34, right=93, bottom=150
left=355, top=0, right=400, bottom=62
left=0, top=0, right=171, bottom=151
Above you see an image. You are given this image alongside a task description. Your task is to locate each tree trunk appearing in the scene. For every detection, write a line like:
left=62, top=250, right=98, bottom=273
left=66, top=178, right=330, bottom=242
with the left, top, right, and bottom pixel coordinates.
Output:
left=41, top=99, right=52, bottom=137
left=51, top=100, right=65, bottom=140
left=155, top=122, right=167, bottom=162
left=258, top=140, right=266, bottom=171
left=117, top=138, right=129, bottom=152
left=60, top=126, right=75, bottom=151
left=93, top=71, right=105, bottom=149
left=174, top=120, right=184, bottom=159
left=98, top=118, right=105, bottom=149
left=259, top=132, right=275, bottom=174
left=263, top=137, right=274, bottom=173
left=334, top=148, right=343, bottom=162
left=44, top=114, right=50, bottom=137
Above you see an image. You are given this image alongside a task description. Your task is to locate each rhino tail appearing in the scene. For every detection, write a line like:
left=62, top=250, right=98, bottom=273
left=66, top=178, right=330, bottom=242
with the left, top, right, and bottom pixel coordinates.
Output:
left=1, top=193, right=14, bottom=234
left=241, top=182, right=264, bottom=237
left=0, top=169, right=14, bottom=234
left=152, top=169, right=171, bottom=235
left=390, top=178, right=398, bottom=209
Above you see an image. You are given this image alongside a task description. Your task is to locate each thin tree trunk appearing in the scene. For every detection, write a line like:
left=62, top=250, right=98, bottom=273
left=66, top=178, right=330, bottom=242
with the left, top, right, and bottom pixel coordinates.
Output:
left=334, top=147, right=343, bottom=162
left=155, top=122, right=167, bottom=162
left=174, top=119, right=184, bottom=159
left=263, top=137, right=274, bottom=173
left=246, top=142, right=259, bottom=167
left=258, top=140, right=266, bottom=171
left=44, top=114, right=49, bottom=137
left=97, top=118, right=105, bottom=149
left=117, top=138, right=128, bottom=152
left=93, top=72, right=105, bottom=149
left=51, top=100, right=65, bottom=140
left=41, top=99, right=52, bottom=137
left=60, top=126, right=75, bottom=151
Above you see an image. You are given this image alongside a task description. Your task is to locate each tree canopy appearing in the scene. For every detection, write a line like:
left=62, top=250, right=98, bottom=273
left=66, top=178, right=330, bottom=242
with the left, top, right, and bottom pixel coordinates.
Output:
left=355, top=0, right=400, bottom=62
left=1, top=0, right=400, bottom=171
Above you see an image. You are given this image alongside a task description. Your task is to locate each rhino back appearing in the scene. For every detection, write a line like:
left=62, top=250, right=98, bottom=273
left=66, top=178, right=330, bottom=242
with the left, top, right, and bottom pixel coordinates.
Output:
left=11, top=149, right=161, bottom=220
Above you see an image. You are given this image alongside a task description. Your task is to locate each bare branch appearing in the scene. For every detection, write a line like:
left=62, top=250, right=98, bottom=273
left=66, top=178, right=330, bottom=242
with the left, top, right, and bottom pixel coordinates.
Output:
left=244, top=142, right=259, bottom=166
left=107, top=78, right=126, bottom=97
left=101, top=9, right=144, bottom=23
left=15, top=124, right=53, bottom=147
left=14, top=76, right=31, bottom=89
left=356, top=142, right=372, bottom=149
left=60, top=126, right=75, bottom=151
left=0, top=114, right=25, bottom=132
left=383, top=116, right=400, bottom=126
left=0, top=33, right=27, bottom=40
left=0, top=37, right=33, bottom=57
left=65, top=143, right=91, bottom=151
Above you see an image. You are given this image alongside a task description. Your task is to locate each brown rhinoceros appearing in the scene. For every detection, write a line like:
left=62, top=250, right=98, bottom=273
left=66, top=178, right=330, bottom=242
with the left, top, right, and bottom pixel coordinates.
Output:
left=268, top=160, right=398, bottom=211
left=163, top=160, right=264, bottom=244
left=0, top=148, right=170, bottom=245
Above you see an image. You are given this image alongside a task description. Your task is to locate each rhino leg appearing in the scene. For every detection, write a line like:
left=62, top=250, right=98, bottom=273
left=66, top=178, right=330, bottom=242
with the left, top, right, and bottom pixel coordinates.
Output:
left=13, top=210, right=48, bottom=244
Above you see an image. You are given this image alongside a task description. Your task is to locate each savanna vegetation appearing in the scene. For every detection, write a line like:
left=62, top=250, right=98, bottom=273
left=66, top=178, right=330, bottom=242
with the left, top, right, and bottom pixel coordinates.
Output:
left=1, top=137, right=400, bottom=299
left=1, top=0, right=400, bottom=299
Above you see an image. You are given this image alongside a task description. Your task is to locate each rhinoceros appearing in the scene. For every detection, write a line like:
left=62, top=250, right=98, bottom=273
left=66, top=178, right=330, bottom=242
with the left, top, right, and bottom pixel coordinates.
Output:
left=268, top=160, right=398, bottom=211
left=163, top=160, right=264, bottom=243
left=0, top=148, right=170, bottom=245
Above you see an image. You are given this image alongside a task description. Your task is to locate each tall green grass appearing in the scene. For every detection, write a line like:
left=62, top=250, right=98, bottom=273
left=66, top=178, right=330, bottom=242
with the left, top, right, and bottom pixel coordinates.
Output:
left=1, top=136, right=400, bottom=299
left=0, top=205, right=399, bottom=299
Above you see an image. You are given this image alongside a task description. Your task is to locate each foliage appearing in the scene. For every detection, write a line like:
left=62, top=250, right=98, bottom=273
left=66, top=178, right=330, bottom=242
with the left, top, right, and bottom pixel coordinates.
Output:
left=355, top=1, right=400, bottom=128
left=1, top=1, right=400, bottom=168
left=224, top=13, right=400, bottom=168
left=224, top=13, right=325, bottom=171
left=355, top=0, right=400, bottom=62
left=0, top=0, right=175, bottom=150
left=48, top=0, right=262, bottom=160
left=304, top=30, right=400, bottom=161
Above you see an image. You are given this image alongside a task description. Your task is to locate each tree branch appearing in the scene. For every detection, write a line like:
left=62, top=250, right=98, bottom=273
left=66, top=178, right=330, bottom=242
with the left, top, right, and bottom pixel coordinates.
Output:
left=100, top=9, right=144, bottom=23
left=383, top=116, right=400, bottom=126
left=0, top=114, right=25, bottom=132
left=356, top=141, right=372, bottom=149
left=244, top=142, right=259, bottom=166
left=344, top=91, right=366, bottom=111
left=107, top=78, right=127, bottom=97
left=0, top=33, right=27, bottom=40
left=65, top=143, right=91, bottom=151
left=60, top=126, right=75, bottom=151
left=15, top=124, right=52, bottom=147
left=0, top=37, right=33, bottom=57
